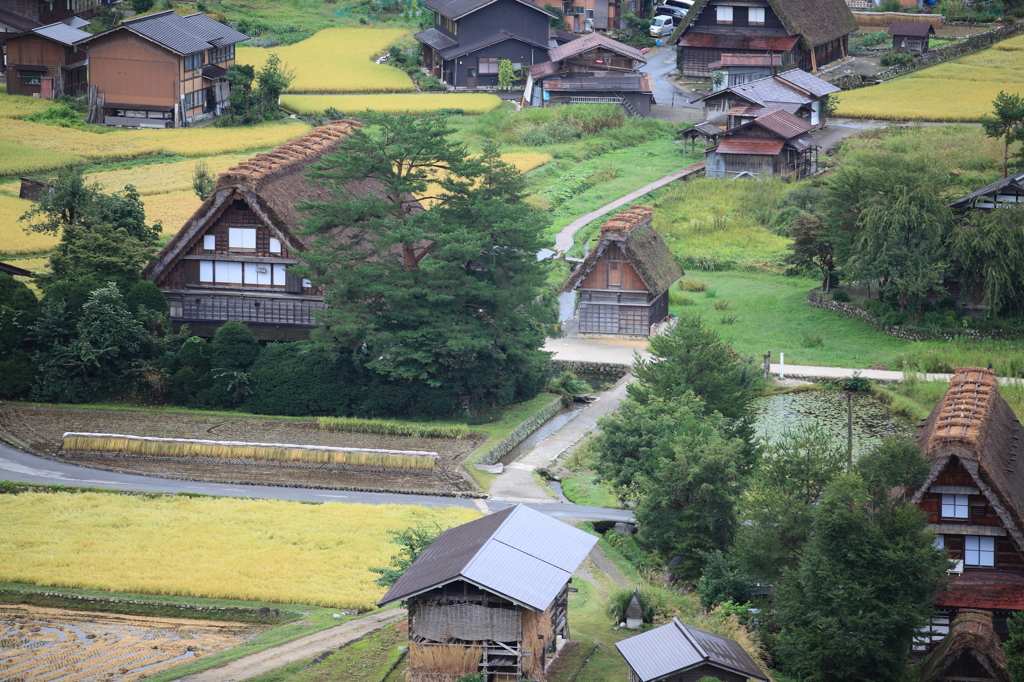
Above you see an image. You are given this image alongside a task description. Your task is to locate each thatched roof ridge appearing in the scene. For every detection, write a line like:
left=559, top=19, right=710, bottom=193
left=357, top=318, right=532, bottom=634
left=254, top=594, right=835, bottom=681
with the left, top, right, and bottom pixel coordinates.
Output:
left=562, top=206, right=683, bottom=294
left=678, top=0, right=856, bottom=49
left=920, top=610, right=1009, bottom=682
left=911, top=368, right=1024, bottom=553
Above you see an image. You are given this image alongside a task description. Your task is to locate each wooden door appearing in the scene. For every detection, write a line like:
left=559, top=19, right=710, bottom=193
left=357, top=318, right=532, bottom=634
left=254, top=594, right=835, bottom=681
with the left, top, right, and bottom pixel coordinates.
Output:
left=607, top=261, right=622, bottom=288
left=466, top=67, right=477, bottom=89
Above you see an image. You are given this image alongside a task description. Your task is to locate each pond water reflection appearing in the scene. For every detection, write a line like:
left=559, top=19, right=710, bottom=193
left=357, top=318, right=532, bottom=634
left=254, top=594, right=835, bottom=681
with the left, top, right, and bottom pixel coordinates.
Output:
left=752, top=389, right=914, bottom=458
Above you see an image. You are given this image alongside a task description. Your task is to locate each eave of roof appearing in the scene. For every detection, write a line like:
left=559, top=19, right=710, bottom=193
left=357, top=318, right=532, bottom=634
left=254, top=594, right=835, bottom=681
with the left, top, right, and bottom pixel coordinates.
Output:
left=414, top=26, right=458, bottom=52
left=709, top=53, right=783, bottom=69
left=676, top=0, right=856, bottom=49
left=0, top=7, right=42, bottom=32
left=713, top=136, right=786, bottom=155
left=0, top=261, right=35, bottom=278
left=746, top=108, right=812, bottom=138
left=425, top=0, right=555, bottom=21
left=678, top=32, right=798, bottom=51
left=949, top=173, right=1024, bottom=207
left=889, top=20, right=934, bottom=37
left=33, top=21, right=91, bottom=45
left=438, top=30, right=548, bottom=59
left=81, top=10, right=249, bottom=55
left=548, top=31, right=646, bottom=64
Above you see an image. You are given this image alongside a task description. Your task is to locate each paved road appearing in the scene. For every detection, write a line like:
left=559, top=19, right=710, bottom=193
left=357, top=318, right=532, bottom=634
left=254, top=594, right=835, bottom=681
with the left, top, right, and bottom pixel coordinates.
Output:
left=0, top=439, right=633, bottom=522
left=640, top=46, right=700, bottom=109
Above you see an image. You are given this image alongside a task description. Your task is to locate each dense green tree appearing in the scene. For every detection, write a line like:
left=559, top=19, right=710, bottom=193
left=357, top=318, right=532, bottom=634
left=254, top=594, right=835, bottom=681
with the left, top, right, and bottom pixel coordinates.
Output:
left=774, top=439, right=947, bottom=682
left=41, top=280, right=93, bottom=320
left=788, top=213, right=836, bottom=292
left=369, top=522, right=447, bottom=588
left=0, top=273, right=40, bottom=354
left=210, top=321, right=260, bottom=372
left=979, top=90, right=1024, bottom=178
left=124, top=280, right=170, bottom=317
left=47, top=221, right=155, bottom=291
left=255, top=54, right=294, bottom=120
left=950, top=205, right=1024, bottom=318
left=224, top=64, right=257, bottom=123
left=243, top=341, right=362, bottom=416
left=1006, top=611, right=1024, bottom=682
left=733, top=424, right=846, bottom=582
left=299, top=113, right=554, bottom=416
left=696, top=550, right=757, bottom=611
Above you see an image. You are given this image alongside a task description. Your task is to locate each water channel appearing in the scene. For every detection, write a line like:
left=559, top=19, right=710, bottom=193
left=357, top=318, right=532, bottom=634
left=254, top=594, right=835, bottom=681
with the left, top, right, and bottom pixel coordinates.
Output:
left=752, top=389, right=914, bottom=458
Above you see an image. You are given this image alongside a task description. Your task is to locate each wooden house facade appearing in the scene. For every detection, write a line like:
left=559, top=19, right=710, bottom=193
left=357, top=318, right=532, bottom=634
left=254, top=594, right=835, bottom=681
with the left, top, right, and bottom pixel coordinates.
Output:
left=4, top=21, right=89, bottom=97
left=415, top=0, right=554, bottom=89
left=704, top=108, right=817, bottom=179
left=560, top=0, right=621, bottom=32
left=377, top=504, right=597, bottom=682
left=616, top=617, right=769, bottom=682
left=910, top=368, right=1024, bottom=650
left=675, top=0, right=856, bottom=77
left=81, top=10, right=247, bottom=127
left=142, top=121, right=369, bottom=339
left=708, top=53, right=781, bottom=90
left=562, top=206, right=683, bottom=336
left=889, top=20, right=933, bottom=55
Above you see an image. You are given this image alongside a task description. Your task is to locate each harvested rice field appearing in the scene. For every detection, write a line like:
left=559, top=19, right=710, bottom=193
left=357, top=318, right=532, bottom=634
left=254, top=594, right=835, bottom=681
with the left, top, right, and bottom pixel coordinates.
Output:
left=0, top=195, right=60, bottom=257
left=0, top=494, right=480, bottom=607
left=0, top=605, right=256, bottom=682
left=237, top=28, right=414, bottom=94
left=279, top=93, right=503, bottom=116
left=0, top=403, right=484, bottom=492
left=836, top=36, right=1024, bottom=121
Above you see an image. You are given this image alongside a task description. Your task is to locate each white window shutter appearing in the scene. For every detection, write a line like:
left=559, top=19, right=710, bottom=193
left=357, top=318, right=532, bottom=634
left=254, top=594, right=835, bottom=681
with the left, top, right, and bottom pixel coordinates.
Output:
left=269, top=237, right=281, bottom=254
left=199, top=260, right=213, bottom=282
left=716, top=5, right=733, bottom=22
left=204, top=235, right=216, bottom=250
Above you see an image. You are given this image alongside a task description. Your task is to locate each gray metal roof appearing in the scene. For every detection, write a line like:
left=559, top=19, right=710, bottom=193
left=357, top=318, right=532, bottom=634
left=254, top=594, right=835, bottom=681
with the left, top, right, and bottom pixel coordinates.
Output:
left=0, top=7, right=41, bottom=32
left=547, top=31, right=646, bottom=65
left=33, top=22, right=91, bottom=45
left=415, top=27, right=458, bottom=52
left=950, top=171, right=1024, bottom=208
left=615, top=618, right=769, bottom=682
left=775, top=68, right=841, bottom=98
left=111, top=10, right=249, bottom=55
left=62, top=16, right=90, bottom=29
left=697, top=70, right=836, bottom=107
left=425, top=0, right=555, bottom=21
left=438, top=30, right=548, bottom=59
left=377, top=504, right=597, bottom=612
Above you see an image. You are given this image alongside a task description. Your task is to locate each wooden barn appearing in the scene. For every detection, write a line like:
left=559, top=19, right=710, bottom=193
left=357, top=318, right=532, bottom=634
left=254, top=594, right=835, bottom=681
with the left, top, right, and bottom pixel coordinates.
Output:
left=3, top=21, right=89, bottom=97
left=142, top=121, right=374, bottom=340
left=889, top=20, right=934, bottom=55
left=562, top=206, right=683, bottom=336
left=919, top=611, right=1009, bottom=682
left=615, top=617, right=769, bottom=682
left=910, top=368, right=1024, bottom=651
left=704, top=108, right=818, bottom=179
left=377, top=504, right=597, bottom=682
left=675, top=0, right=857, bottom=77
left=950, top=172, right=1024, bottom=212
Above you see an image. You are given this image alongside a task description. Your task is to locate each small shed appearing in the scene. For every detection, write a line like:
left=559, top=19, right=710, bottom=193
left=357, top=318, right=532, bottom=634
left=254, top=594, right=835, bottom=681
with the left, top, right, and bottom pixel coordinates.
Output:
left=949, top=171, right=1024, bottom=212
left=562, top=206, right=683, bottom=336
left=920, top=611, right=1009, bottom=682
left=889, top=20, right=934, bottom=55
left=708, top=53, right=782, bottom=91
left=615, top=617, right=769, bottom=682
left=679, top=121, right=723, bottom=153
left=4, top=21, right=90, bottom=97
left=705, top=109, right=818, bottom=180
left=377, top=504, right=597, bottom=682
left=625, top=588, right=644, bottom=629
left=538, top=74, right=654, bottom=118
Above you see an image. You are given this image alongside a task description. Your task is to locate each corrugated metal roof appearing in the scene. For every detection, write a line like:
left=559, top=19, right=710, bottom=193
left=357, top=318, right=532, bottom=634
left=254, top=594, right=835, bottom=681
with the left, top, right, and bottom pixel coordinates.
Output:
left=415, top=27, right=458, bottom=52
left=950, top=172, right=1024, bottom=208
left=548, top=31, right=646, bottom=64
left=527, top=60, right=557, bottom=78
left=438, top=30, right=547, bottom=59
left=753, top=108, right=811, bottom=138
left=32, top=22, right=91, bottom=45
left=425, top=0, right=554, bottom=21
left=889, top=20, right=934, bottom=37
left=615, top=618, right=769, bottom=682
left=112, top=10, right=249, bottom=55
left=543, top=76, right=648, bottom=92
left=714, top=136, right=785, bottom=155
left=378, top=504, right=597, bottom=612
left=775, top=68, right=841, bottom=97
left=62, top=16, right=90, bottom=29
left=678, top=32, right=798, bottom=51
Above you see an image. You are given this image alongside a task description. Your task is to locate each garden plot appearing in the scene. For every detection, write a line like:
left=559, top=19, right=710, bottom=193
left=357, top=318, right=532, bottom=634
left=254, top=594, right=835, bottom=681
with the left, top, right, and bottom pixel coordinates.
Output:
left=0, top=605, right=255, bottom=682
left=0, top=404, right=483, bottom=492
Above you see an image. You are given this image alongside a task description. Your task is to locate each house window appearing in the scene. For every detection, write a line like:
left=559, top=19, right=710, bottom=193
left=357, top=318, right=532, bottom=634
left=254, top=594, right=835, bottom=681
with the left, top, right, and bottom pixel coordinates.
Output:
left=964, top=536, right=995, bottom=567
left=199, top=260, right=214, bottom=282
left=302, top=278, right=312, bottom=288
left=215, top=260, right=243, bottom=284
left=440, top=15, right=457, bottom=34
left=19, top=75, right=42, bottom=86
left=585, top=8, right=594, bottom=18
left=748, top=7, right=765, bottom=24
left=228, top=227, right=257, bottom=251
left=184, top=52, right=205, bottom=71
left=942, top=494, right=969, bottom=519
left=209, top=45, right=234, bottom=63
left=203, top=235, right=216, bottom=250
left=273, top=264, right=287, bottom=286
left=933, top=534, right=944, bottom=549
left=244, top=262, right=273, bottom=285
left=716, top=5, right=733, bottom=23
left=479, top=57, right=500, bottom=74
left=269, top=237, right=282, bottom=254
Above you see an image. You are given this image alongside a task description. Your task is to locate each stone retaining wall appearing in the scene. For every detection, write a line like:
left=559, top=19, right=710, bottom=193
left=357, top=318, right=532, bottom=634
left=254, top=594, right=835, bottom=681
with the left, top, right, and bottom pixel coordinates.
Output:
left=874, top=19, right=1024, bottom=80
left=478, top=397, right=564, bottom=466
left=550, top=360, right=631, bottom=376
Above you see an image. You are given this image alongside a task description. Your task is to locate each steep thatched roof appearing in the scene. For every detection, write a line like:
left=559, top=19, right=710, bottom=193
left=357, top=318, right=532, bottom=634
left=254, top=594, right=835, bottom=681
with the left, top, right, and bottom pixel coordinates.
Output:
left=920, top=610, right=1009, bottom=682
left=911, top=368, right=1024, bottom=554
left=562, top=206, right=683, bottom=295
left=678, top=0, right=857, bottom=49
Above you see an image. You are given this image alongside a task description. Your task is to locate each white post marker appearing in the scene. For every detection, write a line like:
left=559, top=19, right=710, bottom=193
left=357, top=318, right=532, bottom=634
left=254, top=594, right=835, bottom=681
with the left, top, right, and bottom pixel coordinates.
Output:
left=780, top=352, right=785, bottom=379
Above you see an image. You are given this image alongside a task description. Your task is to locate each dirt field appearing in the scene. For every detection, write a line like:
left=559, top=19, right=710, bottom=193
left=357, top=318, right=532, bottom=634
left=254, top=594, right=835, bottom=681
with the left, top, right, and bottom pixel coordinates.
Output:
left=0, top=605, right=258, bottom=682
left=0, top=404, right=484, bottom=492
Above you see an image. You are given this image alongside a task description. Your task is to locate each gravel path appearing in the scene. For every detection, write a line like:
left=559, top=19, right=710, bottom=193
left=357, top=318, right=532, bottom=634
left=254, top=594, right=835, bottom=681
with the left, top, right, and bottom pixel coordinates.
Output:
left=175, top=609, right=407, bottom=682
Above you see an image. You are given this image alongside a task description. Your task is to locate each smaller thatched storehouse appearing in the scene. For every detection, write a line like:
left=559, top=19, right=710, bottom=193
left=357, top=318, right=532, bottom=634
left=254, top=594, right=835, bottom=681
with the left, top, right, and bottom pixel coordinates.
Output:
left=920, top=610, right=1009, bottom=682
left=615, top=617, right=769, bottom=682
left=562, top=207, right=683, bottom=336
left=377, top=504, right=597, bottom=682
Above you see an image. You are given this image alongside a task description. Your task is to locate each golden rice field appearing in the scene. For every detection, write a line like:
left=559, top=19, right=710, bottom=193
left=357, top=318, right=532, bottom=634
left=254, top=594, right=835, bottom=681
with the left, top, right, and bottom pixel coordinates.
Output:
left=836, top=36, right=1024, bottom=121
left=0, top=195, right=60, bottom=257
left=502, top=152, right=554, bottom=174
left=237, top=28, right=414, bottom=94
left=0, top=493, right=480, bottom=609
left=0, top=90, right=56, bottom=118
left=85, top=152, right=253, bottom=196
left=0, top=141, right=82, bottom=177
left=280, top=93, right=504, bottom=116
left=143, top=191, right=203, bottom=235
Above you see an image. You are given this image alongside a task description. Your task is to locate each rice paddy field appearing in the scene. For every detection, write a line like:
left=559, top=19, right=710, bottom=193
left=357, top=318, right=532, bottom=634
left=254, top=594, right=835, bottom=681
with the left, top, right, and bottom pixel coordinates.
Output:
left=0, top=492, right=480, bottom=609
left=836, top=35, right=1024, bottom=121
left=0, top=195, right=60, bottom=257
left=280, top=93, right=504, bottom=116
left=237, top=28, right=414, bottom=94
left=0, top=87, right=55, bottom=118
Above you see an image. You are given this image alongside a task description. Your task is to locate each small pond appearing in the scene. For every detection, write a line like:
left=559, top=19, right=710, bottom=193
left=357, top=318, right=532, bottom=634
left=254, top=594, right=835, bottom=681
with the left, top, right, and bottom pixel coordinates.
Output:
left=752, top=389, right=913, bottom=458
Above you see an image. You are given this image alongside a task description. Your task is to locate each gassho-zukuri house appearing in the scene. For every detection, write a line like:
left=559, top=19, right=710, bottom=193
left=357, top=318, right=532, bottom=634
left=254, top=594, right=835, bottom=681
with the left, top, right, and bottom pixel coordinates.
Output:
left=377, top=503, right=597, bottom=682
left=143, top=120, right=396, bottom=340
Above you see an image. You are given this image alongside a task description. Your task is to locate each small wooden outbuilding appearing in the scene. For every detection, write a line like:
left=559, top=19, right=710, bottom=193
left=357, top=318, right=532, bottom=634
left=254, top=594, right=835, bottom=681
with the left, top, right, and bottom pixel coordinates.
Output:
left=708, top=53, right=782, bottom=91
left=949, top=172, right=1024, bottom=212
left=616, top=617, right=769, bottom=682
left=889, top=20, right=934, bottom=55
left=377, top=504, right=597, bottom=682
left=919, top=610, right=1009, bottom=682
left=562, top=206, right=683, bottom=336
left=3, top=21, right=90, bottom=97
left=679, top=121, right=723, bottom=153
left=704, top=108, right=818, bottom=179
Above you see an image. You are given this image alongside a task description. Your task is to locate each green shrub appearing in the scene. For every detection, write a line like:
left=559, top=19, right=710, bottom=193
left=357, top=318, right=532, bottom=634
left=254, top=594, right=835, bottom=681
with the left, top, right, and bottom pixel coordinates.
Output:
left=24, top=103, right=88, bottom=128
left=831, top=288, right=850, bottom=302
left=801, top=331, right=824, bottom=348
left=681, top=280, right=707, bottom=292
left=605, top=585, right=662, bottom=624
left=713, top=300, right=731, bottom=311
left=843, top=373, right=872, bottom=392
left=769, top=205, right=804, bottom=236
left=211, top=321, right=260, bottom=372
left=0, top=350, right=36, bottom=399
left=860, top=30, right=890, bottom=46
left=125, top=280, right=169, bottom=316
left=0, top=272, right=39, bottom=353
left=880, top=51, right=916, bottom=67
left=704, top=288, right=717, bottom=298
left=669, top=289, right=696, bottom=306
left=244, top=342, right=362, bottom=416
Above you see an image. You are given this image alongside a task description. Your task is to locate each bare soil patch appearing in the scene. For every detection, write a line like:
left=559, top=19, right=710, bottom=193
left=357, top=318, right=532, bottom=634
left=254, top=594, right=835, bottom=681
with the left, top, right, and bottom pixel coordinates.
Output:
left=0, top=404, right=484, bottom=492
left=0, top=604, right=260, bottom=682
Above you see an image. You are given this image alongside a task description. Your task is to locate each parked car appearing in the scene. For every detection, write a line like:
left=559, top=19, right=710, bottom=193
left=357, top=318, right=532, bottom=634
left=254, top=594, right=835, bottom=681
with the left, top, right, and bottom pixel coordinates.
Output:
left=650, top=14, right=677, bottom=36
left=662, top=0, right=694, bottom=12
left=655, top=5, right=687, bottom=19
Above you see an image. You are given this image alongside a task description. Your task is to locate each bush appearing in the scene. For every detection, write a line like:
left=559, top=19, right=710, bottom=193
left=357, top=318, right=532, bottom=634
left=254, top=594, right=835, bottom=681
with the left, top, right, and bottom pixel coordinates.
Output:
left=704, top=288, right=717, bottom=298
left=669, top=289, right=696, bottom=306
left=0, top=273, right=39, bottom=353
left=860, top=30, right=889, bottom=47
left=211, top=321, right=260, bottom=372
left=24, top=103, right=88, bottom=128
left=831, top=288, right=850, bottom=302
left=681, top=280, right=708, bottom=292
left=243, top=342, right=361, bottom=416
left=880, top=51, right=916, bottom=67
left=0, top=350, right=36, bottom=398
left=125, top=280, right=169, bottom=316
left=713, top=300, right=731, bottom=311
left=605, top=586, right=662, bottom=624
left=769, top=205, right=803, bottom=237
left=131, top=0, right=154, bottom=12
left=801, top=331, right=824, bottom=348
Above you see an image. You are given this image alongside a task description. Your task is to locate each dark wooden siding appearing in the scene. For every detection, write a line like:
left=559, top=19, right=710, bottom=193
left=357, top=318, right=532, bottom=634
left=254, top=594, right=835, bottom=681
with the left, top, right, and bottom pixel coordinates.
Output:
left=691, top=0, right=782, bottom=29
left=5, top=34, right=77, bottom=96
left=448, top=37, right=547, bottom=87
left=173, top=293, right=324, bottom=326
left=456, top=0, right=548, bottom=47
